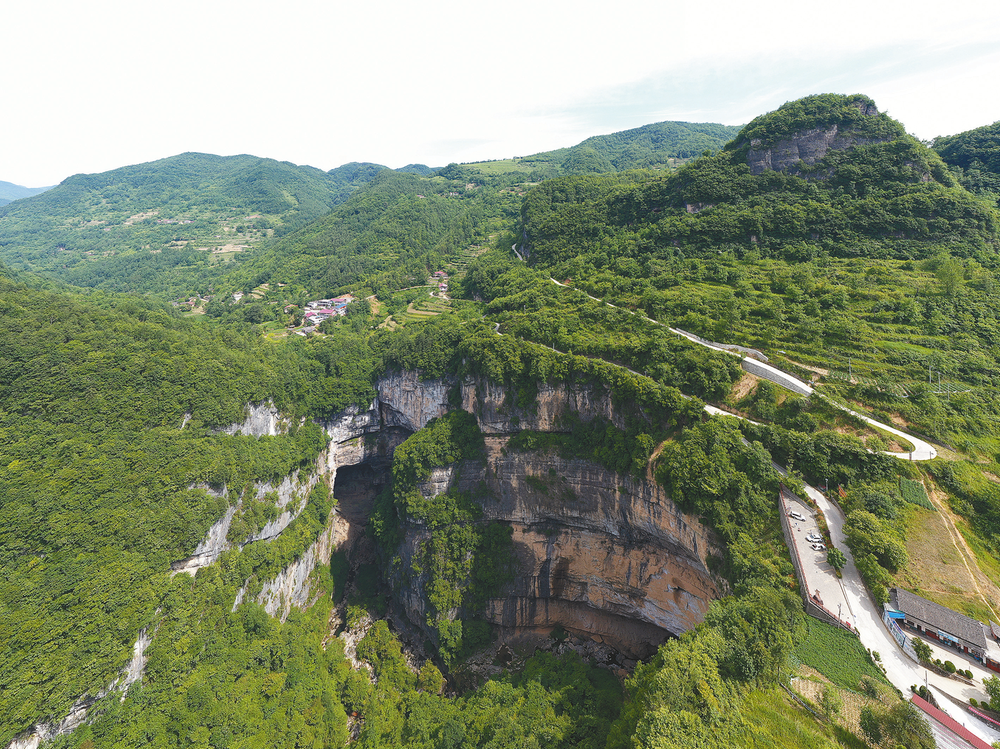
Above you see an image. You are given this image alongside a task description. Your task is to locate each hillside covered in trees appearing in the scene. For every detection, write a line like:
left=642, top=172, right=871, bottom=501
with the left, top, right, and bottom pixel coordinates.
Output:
left=4, top=94, right=1000, bottom=749
left=0, top=154, right=393, bottom=298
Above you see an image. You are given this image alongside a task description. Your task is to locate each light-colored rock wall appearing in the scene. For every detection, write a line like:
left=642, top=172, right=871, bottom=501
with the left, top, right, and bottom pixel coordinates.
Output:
left=745, top=102, right=887, bottom=177
left=221, top=400, right=289, bottom=437
left=397, top=426, right=722, bottom=659
left=462, top=377, right=623, bottom=434
left=377, top=371, right=451, bottom=432
left=256, top=511, right=350, bottom=620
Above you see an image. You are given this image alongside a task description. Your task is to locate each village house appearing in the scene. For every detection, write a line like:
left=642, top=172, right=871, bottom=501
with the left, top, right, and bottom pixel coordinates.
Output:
left=303, top=295, right=354, bottom=326
left=889, top=588, right=1000, bottom=671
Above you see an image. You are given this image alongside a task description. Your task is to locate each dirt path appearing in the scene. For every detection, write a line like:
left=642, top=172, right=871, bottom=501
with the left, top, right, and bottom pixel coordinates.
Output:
left=781, top=357, right=829, bottom=376
left=925, top=482, right=1000, bottom=622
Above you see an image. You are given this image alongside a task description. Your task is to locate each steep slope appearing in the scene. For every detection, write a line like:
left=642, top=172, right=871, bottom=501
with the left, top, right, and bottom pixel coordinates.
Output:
left=367, top=371, right=722, bottom=662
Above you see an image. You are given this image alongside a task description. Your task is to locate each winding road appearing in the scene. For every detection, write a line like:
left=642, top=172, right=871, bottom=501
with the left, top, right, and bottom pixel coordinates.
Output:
left=518, top=248, right=995, bottom=738
left=545, top=272, right=938, bottom=461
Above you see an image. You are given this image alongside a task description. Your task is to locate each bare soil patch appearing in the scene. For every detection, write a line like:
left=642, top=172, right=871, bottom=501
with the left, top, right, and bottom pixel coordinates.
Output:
left=728, top=370, right=761, bottom=402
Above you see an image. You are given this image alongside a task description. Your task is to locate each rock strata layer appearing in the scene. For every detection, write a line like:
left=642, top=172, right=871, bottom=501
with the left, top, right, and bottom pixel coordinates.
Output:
left=390, top=374, right=722, bottom=659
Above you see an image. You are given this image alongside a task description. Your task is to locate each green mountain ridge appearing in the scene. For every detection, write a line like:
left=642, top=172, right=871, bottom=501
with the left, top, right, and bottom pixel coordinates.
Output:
left=521, top=95, right=999, bottom=266
left=933, top=120, right=1000, bottom=202
left=443, top=120, right=743, bottom=182
left=0, top=180, right=51, bottom=207
left=0, top=153, right=387, bottom=297
left=4, top=93, right=1000, bottom=749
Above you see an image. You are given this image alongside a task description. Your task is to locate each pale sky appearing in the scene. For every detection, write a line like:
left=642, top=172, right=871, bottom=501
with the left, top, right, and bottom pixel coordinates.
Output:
left=2, top=0, right=998, bottom=187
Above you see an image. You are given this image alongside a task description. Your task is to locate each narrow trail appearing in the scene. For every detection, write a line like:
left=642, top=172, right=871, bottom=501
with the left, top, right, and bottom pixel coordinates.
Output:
left=925, top=483, right=1000, bottom=622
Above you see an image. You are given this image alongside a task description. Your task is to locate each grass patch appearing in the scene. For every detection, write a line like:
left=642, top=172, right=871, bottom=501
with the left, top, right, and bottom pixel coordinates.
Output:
left=739, top=688, right=848, bottom=749
left=958, top=523, right=1000, bottom=593
left=793, top=620, right=890, bottom=690
left=900, top=478, right=934, bottom=509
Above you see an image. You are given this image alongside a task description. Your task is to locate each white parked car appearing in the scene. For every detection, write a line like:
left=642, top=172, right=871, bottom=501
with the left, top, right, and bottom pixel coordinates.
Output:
left=788, top=511, right=806, bottom=521
left=806, top=534, right=822, bottom=543
left=811, top=543, right=826, bottom=551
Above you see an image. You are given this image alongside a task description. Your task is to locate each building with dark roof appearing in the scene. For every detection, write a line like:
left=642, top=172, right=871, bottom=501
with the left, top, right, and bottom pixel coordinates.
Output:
left=891, top=588, right=989, bottom=657
left=911, top=694, right=994, bottom=749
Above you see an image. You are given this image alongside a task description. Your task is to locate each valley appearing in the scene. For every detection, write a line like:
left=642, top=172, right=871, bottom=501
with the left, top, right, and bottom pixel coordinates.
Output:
left=3, top=93, right=1000, bottom=749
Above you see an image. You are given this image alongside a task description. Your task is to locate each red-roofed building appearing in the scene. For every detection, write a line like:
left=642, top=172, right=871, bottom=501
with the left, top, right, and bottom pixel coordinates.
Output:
left=910, top=694, right=994, bottom=749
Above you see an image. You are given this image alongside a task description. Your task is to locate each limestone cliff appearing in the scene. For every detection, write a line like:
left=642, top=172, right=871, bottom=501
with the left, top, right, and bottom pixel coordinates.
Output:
left=390, top=374, right=722, bottom=660
left=174, top=371, right=721, bottom=662
left=746, top=123, right=887, bottom=176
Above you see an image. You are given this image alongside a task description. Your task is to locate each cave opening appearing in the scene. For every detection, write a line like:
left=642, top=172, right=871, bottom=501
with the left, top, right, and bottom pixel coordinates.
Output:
left=332, top=459, right=391, bottom=523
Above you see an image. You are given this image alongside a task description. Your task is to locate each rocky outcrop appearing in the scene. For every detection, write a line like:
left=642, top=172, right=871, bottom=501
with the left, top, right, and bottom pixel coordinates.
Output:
left=386, top=373, right=722, bottom=659
left=172, top=402, right=382, bottom=576
left=221, top=400, right=289, bottom=436
left=255, top=510, right=350, bottom=620
left=8, top=626, right=154, bottom=749
left=171, top=372, right=720, bottom=665
left=377, top=370, right=451, bottom=432
left=747, top=114, right=888, bottom=177
left=461, top=377, right=624, bottom=434
left=399, top=440, right=721, bottom=660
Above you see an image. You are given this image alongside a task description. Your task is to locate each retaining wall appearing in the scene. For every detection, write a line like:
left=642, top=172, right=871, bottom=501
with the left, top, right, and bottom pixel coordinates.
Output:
left=743, top=359, right=813, bottom=397
left=777, top=485, right=855, bottom=633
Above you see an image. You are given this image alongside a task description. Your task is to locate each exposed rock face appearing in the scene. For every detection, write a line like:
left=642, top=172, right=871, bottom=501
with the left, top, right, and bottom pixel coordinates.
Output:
left=256, top=510, right=350, bottom=620
left=393, top=375, right=722, bottom=660
left=165, top=372, right=722, bottom=670
left=15, top=370, right=723, bottom=748
left=484, top=450, right=719, bottom=658
left=221, top=400, right=289, bottom=436
left=378, top=370, right=451, bottom=432
left=8, top=627, right=154, bottom=749
left=172, top=403, right=382, bottom=576
left=399, top=443, right=721, bottom=660
left=746, top=122, right=887, bottom=176
left=461, top=377, right=623, bottom=434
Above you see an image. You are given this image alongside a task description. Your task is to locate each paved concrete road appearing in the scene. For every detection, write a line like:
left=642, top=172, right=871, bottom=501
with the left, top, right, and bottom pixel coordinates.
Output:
left=781, top=491, right=852, bottom=627
left=808, top=484, right=1000, bottom=744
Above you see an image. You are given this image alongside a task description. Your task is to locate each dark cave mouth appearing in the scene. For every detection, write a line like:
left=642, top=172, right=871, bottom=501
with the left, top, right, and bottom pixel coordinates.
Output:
left=333, top=460, right=391, bottom=523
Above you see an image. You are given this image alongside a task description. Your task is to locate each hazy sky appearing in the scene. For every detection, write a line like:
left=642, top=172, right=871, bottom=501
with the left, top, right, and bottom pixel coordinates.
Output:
left=3, top=0, right=998, bottom=187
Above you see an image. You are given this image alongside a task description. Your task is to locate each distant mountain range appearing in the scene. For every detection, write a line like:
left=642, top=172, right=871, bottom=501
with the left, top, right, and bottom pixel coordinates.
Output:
left=0, top=180, right=51, bottom=206
left=0, top=121, right=743, bottom=296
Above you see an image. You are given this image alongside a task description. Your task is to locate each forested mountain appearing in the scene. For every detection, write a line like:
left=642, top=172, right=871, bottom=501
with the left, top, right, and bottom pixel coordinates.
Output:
left=220, top=121, right=744, bottom=301
left=6, top=94, right=1000, bottom=749
left=0, top=153, right=383, bottom=297
left=0, top=180, right=50, bottom=207
left=222, top=169, right=522, bottom=300
left=521, top=94, right=999, bottom=266
left=933, top=120, right=1000, bottom=202
left=435, top=120, right=742, bottom=183
left=574, top=120, right=743, bottom=168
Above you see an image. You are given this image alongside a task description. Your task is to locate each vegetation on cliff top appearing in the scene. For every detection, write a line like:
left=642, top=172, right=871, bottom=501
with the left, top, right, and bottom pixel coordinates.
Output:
left=7, top=92, right=1000, bottom=748
left=731, top=93, right=903, bottom=149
